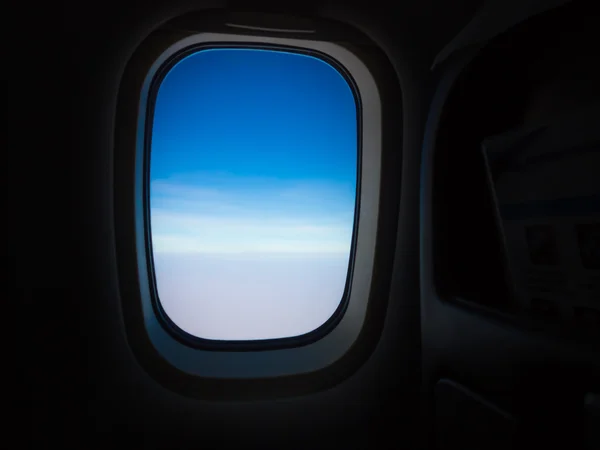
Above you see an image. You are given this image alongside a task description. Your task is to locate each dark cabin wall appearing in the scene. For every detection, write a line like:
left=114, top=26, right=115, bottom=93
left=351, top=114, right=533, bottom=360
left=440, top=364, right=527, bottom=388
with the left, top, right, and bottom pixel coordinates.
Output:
left=17, top=0, right=481, bottom=448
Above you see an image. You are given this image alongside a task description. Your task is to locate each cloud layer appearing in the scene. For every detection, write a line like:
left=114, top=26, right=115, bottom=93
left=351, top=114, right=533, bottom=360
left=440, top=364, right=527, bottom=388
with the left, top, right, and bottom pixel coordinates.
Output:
left=150, top=177, right=355, bottom=254
left=154, top=252, right=350, bottom=340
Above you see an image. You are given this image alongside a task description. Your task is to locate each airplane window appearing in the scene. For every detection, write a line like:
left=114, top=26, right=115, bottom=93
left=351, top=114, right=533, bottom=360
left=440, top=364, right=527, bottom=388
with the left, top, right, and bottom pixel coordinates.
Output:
left=149, top=48, right=358, bottom=342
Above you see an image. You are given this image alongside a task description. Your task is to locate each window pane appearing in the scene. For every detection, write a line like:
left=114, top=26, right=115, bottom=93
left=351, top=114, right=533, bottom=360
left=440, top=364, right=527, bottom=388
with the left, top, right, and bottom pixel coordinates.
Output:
left=149, top=48, right=357, bottom=341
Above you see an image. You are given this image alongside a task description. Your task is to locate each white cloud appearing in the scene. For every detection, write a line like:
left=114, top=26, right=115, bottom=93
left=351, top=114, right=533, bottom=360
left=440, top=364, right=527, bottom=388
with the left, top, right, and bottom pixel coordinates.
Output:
left=152, top=233, right=351, bottom=254
left=153, top=252, right=350, bottom=340
left=149, top=179, right=355, bottom=254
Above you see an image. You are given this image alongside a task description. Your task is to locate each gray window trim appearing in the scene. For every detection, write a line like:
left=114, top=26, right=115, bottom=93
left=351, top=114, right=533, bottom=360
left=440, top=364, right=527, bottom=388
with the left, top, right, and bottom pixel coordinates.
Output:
left=135, top=32, right=382, bottom=379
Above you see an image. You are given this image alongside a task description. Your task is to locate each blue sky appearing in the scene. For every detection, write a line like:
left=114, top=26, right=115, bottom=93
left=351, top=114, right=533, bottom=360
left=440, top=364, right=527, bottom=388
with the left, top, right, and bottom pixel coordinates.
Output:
left=148, top=48, right=358, bottom=340
left=149, top=48, right=358, bottom=256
